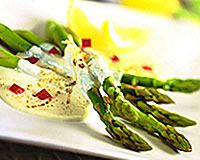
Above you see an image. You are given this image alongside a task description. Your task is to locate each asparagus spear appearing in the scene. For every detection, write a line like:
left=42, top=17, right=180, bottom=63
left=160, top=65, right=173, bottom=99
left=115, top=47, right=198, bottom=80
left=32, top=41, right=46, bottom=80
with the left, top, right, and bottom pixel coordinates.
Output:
left=0, top=23, right=74, bottom=78
left=0, top=23, right=61, bottom=57
left=103, top=77, right=192, bottom=152
left=80, top=48, right=193, bottom=151
left=46, top=20, right=71, bottom=52
left=124, top=94, right=196, bottom=127
left=0, top=47, right=19, bottom=68
left=76, top=66, right=152, bottom=151
left=0, top=23, right=32, bottom=52
left=0, top=23, right=60, bottom=56
left=0, top=47, right=43, bottom=76
left=121, top=84, right=196, bottom=126
left=88, top=87, right=152, bottom=151
left=15, top=30, right=44, bottom=46
left=15, top=30, right=61, bottom=55
left=121, top=74, right=200, bottom=93
left=46, top=20, right=80, bottom=50
left=121, top=83, right=174, bottom=104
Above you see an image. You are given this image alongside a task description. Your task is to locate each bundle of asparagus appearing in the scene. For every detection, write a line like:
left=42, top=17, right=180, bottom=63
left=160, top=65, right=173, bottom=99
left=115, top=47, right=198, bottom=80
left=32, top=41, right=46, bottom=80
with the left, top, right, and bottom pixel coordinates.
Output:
left=0, top=21, right=199, bottom=152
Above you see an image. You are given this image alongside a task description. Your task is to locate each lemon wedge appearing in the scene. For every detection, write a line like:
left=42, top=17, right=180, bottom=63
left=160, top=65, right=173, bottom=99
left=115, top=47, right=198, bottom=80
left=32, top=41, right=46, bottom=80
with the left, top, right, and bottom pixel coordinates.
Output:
left=68, top=4, right=148, bottom=54
left=67, top=1, right=163, bottom=77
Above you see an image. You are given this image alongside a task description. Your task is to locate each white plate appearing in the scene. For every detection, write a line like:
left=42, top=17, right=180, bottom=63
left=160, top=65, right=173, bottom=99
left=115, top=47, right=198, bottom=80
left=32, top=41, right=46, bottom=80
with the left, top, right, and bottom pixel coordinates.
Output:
left=0, top=0, right=200, bottom=160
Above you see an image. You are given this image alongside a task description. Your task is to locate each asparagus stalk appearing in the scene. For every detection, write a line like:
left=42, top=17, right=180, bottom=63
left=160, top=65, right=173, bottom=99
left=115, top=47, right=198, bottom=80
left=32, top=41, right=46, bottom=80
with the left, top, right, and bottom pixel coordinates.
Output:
left=0, top=23, right=74, bottom=78
left=76, top=66, right=152, bottom=151
left=121, top=83, right=174, bottom=104
left=0, top=23, right=32, bottom=52
left=125, top=94, right=196, bottom=127
left=88, top=87, right=152, bottom=151
left=121, top=74, right=200, bottom=93
left=0, top=23, right=60, bottom=56
left=15, top=30, right=61, bottom=55
left=46, top=20, right=71, bottom=52
left=15, top=30, right=44, bottom=46
left=0, top=47, right=43, bottom=76
left=103, top=77, right=192, bottom=152
left=46, top=20, right=80, bottom=51
left=0, top=47, right=19, bottom=68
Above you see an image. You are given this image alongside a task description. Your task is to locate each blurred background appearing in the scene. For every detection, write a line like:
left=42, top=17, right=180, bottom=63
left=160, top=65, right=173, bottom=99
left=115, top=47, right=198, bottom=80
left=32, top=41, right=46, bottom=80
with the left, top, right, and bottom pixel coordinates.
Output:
left=89, top=0, right=200, bottom=21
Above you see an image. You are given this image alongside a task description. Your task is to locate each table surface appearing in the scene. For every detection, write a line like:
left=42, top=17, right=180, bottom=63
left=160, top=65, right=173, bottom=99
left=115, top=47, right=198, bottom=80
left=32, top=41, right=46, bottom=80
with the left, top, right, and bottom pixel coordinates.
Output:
left=0, top=139, right=110, bottom=160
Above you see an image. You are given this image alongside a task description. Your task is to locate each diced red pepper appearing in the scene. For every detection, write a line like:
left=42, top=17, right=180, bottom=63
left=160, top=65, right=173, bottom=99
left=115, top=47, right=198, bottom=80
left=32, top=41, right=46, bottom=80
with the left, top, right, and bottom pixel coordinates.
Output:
left=25, top=56, right=39, bottom=64
left=48, top=47, right=60, bottom=55
left=106, top=96, right=111, bottom=103
left=142, top=65, right=153, bottom=71
left=8, top=83, right=25, bottom=94
left=81, top=38, right=91, bottom=48
left=35, top=89, right=52, bottom=100
left=110, top=55, right=120, bottom=63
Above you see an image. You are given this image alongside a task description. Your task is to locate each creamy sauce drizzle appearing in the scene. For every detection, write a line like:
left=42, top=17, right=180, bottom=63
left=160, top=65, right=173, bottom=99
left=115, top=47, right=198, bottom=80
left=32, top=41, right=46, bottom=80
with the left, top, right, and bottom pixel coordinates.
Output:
left=0, top=66, right=90, bottom=120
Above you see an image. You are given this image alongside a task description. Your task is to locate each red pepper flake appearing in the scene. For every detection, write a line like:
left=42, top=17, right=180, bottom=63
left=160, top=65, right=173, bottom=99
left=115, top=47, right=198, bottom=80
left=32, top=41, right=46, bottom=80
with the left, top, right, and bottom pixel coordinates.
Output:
left=35, top=89, right=52, bottom=100
left=48, top=47, right=60, bottom=55
left=142, top=65, right=153, bottom=71
left=8, top=83, right=25, bottom=94
left=25, top=56, right=39, bottom=64
left=81, top=38, right=91, bottom=48
left=106, top=96, right=111, bottom=103
left=110, top=55, right=120, bottom=63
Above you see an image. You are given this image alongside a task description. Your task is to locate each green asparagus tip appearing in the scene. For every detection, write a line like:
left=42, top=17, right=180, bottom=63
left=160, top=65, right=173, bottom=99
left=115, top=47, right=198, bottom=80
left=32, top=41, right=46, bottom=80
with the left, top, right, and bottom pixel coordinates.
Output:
left=107, top=125, right=152, bottom=151
left=46, top=20, right=69, bottom=52
left=165, top=78, right=200, bottom=93
left=121, top=83, right=175, bottom=104
left=164, top=125, right=192, bottom=152
left=106, top=119, right=152, bottom=151
left=132, top=99, right=196, bottom=127
left=171, top=115, right=197, bottom=127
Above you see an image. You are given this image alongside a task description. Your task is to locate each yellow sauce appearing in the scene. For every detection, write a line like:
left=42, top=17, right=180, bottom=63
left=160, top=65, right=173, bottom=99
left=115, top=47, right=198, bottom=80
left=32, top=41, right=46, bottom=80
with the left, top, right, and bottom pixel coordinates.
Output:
left=0, top=67, right=90, bottom=120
